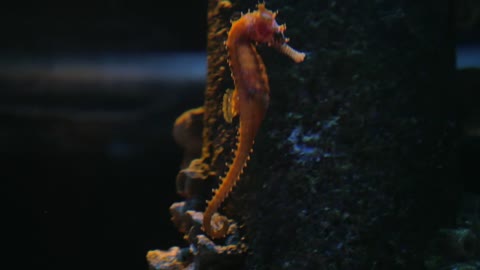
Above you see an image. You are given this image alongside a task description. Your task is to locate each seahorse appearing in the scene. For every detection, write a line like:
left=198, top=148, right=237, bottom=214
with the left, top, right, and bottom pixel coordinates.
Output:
left=203, top=3, right=305, bottom=239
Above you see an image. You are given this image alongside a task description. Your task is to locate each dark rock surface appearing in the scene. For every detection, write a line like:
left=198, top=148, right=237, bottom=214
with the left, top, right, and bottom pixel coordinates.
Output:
left=157, top=0, right=479, bottom=269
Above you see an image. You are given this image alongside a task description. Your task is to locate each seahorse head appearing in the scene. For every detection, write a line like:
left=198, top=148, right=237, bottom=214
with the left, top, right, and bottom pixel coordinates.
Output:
left=250, top=3, right=287, bottom=46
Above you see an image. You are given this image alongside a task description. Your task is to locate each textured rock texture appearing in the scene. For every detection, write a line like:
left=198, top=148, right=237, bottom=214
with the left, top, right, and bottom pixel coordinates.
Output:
left=152, top=0, right=467, bottom=269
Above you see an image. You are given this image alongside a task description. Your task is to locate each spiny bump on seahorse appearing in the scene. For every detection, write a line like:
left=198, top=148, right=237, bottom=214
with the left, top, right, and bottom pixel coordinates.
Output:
left=202, top=2, right=305, bottom=239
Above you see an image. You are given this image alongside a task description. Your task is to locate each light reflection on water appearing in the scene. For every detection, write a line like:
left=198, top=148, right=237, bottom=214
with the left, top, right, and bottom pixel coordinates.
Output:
left=456, top=45, right=480, bottom=69
left=0, top=52, right=207, bottom=84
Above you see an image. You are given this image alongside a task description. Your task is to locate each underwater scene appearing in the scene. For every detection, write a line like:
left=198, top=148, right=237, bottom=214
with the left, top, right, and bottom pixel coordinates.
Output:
left=4, top=0, right=479, bottom=269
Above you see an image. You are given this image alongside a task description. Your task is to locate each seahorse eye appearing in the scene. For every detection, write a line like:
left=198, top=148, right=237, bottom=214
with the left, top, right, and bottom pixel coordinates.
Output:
left=255, top=21, right=271, bottom=39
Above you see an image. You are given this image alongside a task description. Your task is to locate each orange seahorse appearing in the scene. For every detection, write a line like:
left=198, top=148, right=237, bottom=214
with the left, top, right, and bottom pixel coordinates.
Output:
left=203, top=3, right=306, bottom=239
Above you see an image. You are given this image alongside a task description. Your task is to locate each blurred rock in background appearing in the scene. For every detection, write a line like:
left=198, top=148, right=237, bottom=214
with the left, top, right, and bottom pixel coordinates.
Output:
left=0, top=2, right=208, bottom=270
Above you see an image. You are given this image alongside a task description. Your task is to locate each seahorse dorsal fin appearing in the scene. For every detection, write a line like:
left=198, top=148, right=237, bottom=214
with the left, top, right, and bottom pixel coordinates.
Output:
left=222, top=88, right=239, bottom=123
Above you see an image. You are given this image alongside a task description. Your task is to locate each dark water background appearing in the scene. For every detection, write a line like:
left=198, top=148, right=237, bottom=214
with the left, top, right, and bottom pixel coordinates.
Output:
left=1, top=1, right=479, bottom=270
left=1, top=2, right=207, bottom=270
